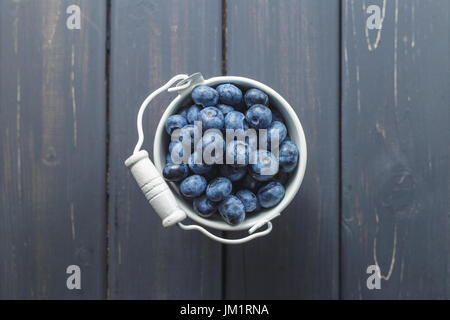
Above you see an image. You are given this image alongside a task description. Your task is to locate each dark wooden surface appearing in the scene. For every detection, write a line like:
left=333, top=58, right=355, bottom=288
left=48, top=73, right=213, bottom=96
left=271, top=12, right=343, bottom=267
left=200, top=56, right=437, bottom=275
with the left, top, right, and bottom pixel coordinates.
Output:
left=0, top=0, right=448, bottom=299
left=341, top=0, right=449, bottom=299
left=0, top=0, right=106, bottom=299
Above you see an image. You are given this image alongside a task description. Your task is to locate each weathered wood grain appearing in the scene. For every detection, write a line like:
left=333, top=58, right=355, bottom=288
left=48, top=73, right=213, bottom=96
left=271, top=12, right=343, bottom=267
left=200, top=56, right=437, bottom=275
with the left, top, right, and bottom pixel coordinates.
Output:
left=0, top=0, right=107, bottom=298
left=1, top=0, right=448, bottom=300
left=108, top=0, right=223, bottom=299
left=341, top=0, right=449, bottom=299
left=224, top=0, right=340, bottom=299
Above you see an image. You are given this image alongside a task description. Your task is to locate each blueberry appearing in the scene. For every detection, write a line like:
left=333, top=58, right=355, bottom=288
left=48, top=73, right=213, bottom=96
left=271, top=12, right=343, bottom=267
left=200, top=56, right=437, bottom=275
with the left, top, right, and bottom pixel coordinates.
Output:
left=165, top=114, right=187, bottom=135
left=169, top=140, right=181, bottom=154
left=192, top=85, right=219, bottom=107
left=226, top=140, right=250, bottom=167
left=186, top=104, right=201, bottom=124
left=257, top=182, right=285, bottom=208
left=178, top=107, right=188, bottom=118
left=240, top=174, right=261, bottom=191
left=249, top=150, right=279, bottom=181
left=178, top=124, right=202, bottom=148
left=217, top=104, right=234, bottom=116
left=224, top=111, right=248, bottom=131
left=218, top=195, right=246, bottom=225
left=193, top=195, right=217, bottom=218
left=162, top=163, right=189, bottom=182
left=206, top=177, right=232, bottom=202
left=279, top=140, right=299, bottom=173
left=199, top=107, right=224, bottom=131
left=216, top=83, right=242, bottom=106
left=246, top=104, right=272, bottom=129
left=201, top=130, right=225, bottom=164
left=168, top=140, right=187, bottom=163
left=236, top=189, right=258, bottom=213
left=244, top=88, right=269, bottom=108
left=180, top=175, right=207, bottom=198
left=188, top=152, right=212, bottom=174
left=219, top=165, right=247, bottom=182
left=267, top=121, right=287, bottom=149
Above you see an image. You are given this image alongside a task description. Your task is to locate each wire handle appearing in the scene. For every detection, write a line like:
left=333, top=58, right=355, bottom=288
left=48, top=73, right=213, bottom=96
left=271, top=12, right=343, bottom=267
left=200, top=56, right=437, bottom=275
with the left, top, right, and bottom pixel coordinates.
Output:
left=134, top=74, right=189, bottom=155
left=178, top=221, right=273, bottom=245
left=126, top=73, right=276, bottom=243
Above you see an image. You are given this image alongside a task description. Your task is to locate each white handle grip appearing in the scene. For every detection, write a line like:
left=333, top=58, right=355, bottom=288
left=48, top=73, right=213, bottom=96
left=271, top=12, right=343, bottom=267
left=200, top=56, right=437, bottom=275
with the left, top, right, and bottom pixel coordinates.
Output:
left=125, top=150, right=187, bottom=227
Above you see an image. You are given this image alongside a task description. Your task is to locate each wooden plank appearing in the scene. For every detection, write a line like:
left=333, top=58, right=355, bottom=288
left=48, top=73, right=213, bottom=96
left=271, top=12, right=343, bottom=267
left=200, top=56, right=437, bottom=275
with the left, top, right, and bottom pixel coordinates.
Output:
left=108, top=0, right=223, bottom=299
left=0, top=0, right=107, bottom=298
left=341, top=0, right=449, bottom=299
left=224, top=0, right=340, bottom=299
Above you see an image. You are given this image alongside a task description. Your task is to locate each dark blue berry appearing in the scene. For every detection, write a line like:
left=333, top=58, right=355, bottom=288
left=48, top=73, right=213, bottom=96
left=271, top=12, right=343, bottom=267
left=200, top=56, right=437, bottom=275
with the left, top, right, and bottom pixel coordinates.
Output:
left=226, top=140, right=250, bottom=167
left=188, top=152, right=212, bottom=174
left=279, top=140, right=299, bottom=173
left=180, top=175, right=207, bottom=198
left=244, top=88, right=269, bottom=108
left=165, top=114, right=187, bottom=135
left=162, top=163, right=189, bottom=182
left=168, top=140, right=187, bottom=163
left=178, top=107, right=188, bottom=118
left=267, top=121, right=287, bottom=149
left=193, top=195, right=217, bottom=218
left=206, top=177, right=232, bottom=202
left=249, top=150, right=279, bottom=181
left=178, top=124, right=201, bottom=148
left=257, top=182, right=285, bottom=208
left=199, top=107, right=224, bottom=131
left=219, top=165, right=246, bottom=182
left=240, top=174, right=261, bottom=191
left=218, top=195, right=246, bottom=225
left=216, top=83, right=242, bottom=106
left=186, top=104, right=201, bottom=124
left=224, top=111, right=248, bottom=131
left=236, top=189, right=258, bottom=213
left=246, top=104, right=272, bottom=129
left=201, top=130, right=225, bottom=164
left=192, top=85, right=219, bottom=107
left=217, top=104, right=234, bottom=116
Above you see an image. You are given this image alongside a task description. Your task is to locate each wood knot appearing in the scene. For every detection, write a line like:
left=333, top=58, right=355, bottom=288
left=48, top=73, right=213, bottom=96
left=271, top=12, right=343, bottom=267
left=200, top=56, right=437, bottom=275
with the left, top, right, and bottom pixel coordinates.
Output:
left=379, top=164, right=416, bottom=216
left=42, top=146, right=59, bottom=166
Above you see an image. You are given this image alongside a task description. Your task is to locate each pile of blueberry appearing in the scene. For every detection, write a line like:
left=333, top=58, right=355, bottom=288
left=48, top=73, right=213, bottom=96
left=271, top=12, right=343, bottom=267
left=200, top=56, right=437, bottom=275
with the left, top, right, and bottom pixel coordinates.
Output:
left=162, top=83, right=299, bottom=226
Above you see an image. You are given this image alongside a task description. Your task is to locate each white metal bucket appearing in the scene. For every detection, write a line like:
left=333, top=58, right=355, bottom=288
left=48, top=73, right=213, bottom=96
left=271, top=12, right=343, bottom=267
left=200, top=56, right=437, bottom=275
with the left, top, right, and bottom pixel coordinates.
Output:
left=125, top=73, right=307, bottom=244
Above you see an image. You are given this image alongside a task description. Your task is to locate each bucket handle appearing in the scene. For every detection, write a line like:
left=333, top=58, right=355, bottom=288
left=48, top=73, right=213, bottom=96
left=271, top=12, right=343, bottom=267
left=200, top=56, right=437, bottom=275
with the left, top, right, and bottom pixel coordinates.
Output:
left=178, top=221, right=273, bottom=245
left=126, top=73, right=276, bottom=244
